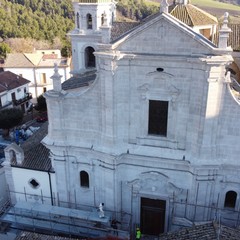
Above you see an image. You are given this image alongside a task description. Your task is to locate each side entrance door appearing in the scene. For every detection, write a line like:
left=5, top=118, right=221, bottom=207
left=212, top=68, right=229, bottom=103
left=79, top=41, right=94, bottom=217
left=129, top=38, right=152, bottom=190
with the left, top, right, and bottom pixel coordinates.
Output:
left=140, top=197, right=166, bottom=235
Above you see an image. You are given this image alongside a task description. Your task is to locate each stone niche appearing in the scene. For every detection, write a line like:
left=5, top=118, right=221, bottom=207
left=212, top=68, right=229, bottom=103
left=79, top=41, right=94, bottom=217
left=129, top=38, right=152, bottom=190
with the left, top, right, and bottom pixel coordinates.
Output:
left=4, top=143, right=24, bottom=165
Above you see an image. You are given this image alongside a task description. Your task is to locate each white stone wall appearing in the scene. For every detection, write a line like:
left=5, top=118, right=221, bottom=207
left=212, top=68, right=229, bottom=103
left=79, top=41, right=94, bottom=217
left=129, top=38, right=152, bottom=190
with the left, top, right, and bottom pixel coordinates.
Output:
left=0, top=167, right=8, bottom=208
left=73, top=2, right=115, bottom=32
left=44, top=12, right=240, bottom=231
left=10, top=167, right=56, bottom=205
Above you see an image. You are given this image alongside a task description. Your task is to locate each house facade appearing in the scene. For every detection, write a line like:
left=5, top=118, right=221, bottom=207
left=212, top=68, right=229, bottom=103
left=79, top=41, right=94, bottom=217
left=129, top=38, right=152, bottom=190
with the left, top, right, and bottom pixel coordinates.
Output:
left=0, top=71, right=31, bottom=112
left=4, top=50, right=71, bottom=101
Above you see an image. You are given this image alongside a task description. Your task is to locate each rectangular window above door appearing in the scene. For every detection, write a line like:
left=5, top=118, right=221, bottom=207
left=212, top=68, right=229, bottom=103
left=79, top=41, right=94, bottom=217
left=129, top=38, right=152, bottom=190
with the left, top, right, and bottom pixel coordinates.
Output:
left=148, top=100, right=168, bottom=137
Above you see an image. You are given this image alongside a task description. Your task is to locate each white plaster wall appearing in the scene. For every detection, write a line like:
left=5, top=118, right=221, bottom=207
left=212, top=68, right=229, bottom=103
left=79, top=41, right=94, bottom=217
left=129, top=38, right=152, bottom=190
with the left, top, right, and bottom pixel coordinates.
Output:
left=0, top=167, right=8, bottom=207
left=11, top=167, right=56, bottom=205
left=193, top=24, right=217, bottom=36
left=70, top=35, right=100, bottom=72
left=1, top=83, right=30, bottom=107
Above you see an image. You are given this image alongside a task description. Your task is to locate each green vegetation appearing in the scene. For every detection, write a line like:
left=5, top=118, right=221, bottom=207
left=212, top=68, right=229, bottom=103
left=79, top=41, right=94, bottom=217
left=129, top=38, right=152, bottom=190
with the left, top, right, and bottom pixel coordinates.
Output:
left=117, top=0, right=159, bottom=21
left=35, top=94, right=47, bottom=112
left=0, top=0, right=239, bottom=54
left=0, top=0, right=74, bottom=55
left=0, top=108, right=24, bottom=138
left=191, top=0, right=240, bottom=11
left=0, top=42, right=11, bottom=58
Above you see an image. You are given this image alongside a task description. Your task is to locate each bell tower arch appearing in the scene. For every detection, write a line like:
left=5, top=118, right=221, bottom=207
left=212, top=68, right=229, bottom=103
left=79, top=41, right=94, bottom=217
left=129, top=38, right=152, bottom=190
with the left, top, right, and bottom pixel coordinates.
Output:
left=70, top=0, right=116, bottom=74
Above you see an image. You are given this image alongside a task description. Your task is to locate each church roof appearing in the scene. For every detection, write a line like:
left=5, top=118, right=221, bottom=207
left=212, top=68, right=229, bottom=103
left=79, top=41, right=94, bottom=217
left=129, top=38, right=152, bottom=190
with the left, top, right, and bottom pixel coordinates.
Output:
left=158, top=222, right=240, bottom=240
left=19, top=122, right=52, bottom=172
left=111, top=21, right=141, bottom=42
left=169, top=4, right=218, bottom=27
left=15, top=231, right=76, bottom=240
left=62, top=70, right=97, bottom=90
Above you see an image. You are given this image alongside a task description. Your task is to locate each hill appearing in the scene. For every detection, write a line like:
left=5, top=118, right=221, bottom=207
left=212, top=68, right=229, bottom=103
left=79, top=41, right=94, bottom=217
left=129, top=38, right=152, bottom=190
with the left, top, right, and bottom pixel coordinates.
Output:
left=0, top=0, right=240, bottom=57
left=0, top=0, right=74, bottom=56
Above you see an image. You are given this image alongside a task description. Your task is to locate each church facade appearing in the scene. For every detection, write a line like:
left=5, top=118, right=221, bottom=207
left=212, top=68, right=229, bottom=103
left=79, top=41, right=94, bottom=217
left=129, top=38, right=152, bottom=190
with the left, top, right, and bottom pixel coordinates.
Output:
left=42, top=0, right=240, bottom=235
left=2, top=0, right=240, bottom=237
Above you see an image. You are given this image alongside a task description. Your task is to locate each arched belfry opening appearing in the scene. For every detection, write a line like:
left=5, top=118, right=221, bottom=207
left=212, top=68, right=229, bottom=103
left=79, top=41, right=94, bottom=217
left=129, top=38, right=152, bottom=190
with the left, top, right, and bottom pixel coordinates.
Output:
left=86, top=13, right=92, bottom=29
left=85, top=47, right=96, bottom=68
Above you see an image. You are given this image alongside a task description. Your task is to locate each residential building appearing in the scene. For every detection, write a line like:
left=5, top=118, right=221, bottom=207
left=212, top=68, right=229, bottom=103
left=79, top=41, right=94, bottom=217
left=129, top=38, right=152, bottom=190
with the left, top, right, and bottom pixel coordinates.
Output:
left=4, top=50, right=71, bottom=101
left=0, top=71, right=31, bottom=112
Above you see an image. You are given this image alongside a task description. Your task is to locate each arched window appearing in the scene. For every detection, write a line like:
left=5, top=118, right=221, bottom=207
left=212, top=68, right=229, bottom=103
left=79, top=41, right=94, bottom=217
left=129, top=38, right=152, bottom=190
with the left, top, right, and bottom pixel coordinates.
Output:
left=86, top=14, right=92, bottom=29
left=80, top=171, right=89, bottom=188
left=224, top=191, right=237, bottom=208
left=85, top=47, right=96, bottom=68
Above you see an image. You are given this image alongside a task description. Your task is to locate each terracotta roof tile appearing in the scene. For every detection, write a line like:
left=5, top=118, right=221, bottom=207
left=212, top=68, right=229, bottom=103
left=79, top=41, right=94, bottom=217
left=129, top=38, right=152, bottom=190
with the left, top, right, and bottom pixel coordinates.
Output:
left=228, top=24, right=240, bottom=51
left=4, top=53, right=35, bottom=68
left=0, top=71, right=30, bottom=93
left=212, top=24, right=240, bottom=51
left=159, top=222, right=240, bottom=240
left=15, top=231, right=76, bottom=240
left=4, top=53, right=69, bottom=68
left=111, top=21, right=140, bottom=42
left=42, top=54, right=58, bottom=59
left=19, top=122, right=52, bottom=172
left=170, top=4, right=218, bottom=26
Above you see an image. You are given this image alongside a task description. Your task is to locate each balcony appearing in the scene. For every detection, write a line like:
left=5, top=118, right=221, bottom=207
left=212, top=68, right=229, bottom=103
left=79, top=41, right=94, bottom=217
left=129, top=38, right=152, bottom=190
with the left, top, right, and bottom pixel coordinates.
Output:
left=13, top=93, right=32, bottom=106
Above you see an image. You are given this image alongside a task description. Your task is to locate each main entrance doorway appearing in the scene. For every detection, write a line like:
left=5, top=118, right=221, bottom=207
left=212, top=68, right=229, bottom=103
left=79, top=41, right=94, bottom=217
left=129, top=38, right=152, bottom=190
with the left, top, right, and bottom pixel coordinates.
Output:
left=140, top=197, right=166, bottom=235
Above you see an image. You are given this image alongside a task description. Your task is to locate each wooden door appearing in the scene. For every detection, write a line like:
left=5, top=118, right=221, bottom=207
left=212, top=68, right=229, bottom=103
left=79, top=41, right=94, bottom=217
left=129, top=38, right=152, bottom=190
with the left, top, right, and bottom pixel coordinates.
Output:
left=141, top=197, right=166, bottom=235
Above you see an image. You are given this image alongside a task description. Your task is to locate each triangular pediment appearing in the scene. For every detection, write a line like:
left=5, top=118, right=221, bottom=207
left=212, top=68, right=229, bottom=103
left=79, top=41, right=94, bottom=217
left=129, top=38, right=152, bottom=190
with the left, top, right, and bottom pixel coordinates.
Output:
left=113, top=13, right=217, bottom=56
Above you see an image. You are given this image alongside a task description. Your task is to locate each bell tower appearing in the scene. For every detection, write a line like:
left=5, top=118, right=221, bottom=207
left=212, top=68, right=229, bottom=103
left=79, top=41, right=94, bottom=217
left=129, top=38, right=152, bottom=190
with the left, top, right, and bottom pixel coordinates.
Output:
left=70, top=0, right=116, bottom=74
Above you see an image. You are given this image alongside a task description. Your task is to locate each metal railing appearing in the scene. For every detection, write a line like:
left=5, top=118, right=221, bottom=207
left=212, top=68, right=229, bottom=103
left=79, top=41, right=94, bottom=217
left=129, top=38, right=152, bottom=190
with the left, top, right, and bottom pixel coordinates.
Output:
left=12, top=93, right=32, bottom=106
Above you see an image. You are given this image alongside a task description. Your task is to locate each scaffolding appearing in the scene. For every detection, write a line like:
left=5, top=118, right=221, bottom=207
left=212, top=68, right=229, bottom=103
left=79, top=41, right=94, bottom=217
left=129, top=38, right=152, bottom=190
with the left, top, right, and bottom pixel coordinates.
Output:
left=168, top=191, right=240, bottom=231
left=0, top=190, right=131, bottom=239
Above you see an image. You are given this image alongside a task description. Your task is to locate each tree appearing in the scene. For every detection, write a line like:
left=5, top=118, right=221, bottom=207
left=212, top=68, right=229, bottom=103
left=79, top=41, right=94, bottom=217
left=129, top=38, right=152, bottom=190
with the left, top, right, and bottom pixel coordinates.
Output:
left=0, top=108, right=23, bottom=138
left=35, top=94, right=47, bottom=112
left=0, top=42, right=11, bottom=58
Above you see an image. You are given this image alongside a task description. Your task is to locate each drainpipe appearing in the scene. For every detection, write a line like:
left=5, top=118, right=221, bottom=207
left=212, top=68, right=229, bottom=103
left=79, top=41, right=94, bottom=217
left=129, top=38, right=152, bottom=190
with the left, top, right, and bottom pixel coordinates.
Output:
left=48, top=169, right=54, bottom=206
left=33, top=67, right=38, bottom=99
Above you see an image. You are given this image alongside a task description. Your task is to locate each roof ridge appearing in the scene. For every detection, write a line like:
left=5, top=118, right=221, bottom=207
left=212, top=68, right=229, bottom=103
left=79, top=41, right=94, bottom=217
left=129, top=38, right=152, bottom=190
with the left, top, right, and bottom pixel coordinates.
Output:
left=24, top=53, right=42, bottom=66
left=185, top=5, right=195, bottom=26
